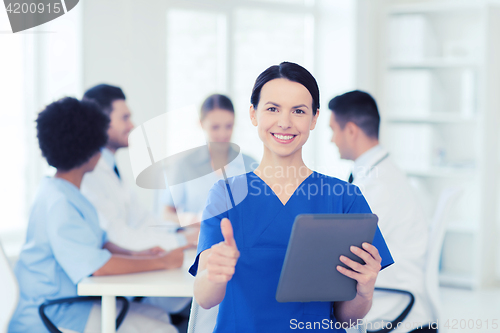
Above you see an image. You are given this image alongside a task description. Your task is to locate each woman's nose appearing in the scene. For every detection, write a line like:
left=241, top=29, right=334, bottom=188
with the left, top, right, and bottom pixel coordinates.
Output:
left=277, top=112, right=291, bottom=129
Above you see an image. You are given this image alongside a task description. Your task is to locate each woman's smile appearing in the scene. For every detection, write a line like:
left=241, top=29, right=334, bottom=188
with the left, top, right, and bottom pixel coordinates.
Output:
left=271, top=132, right=297, bottom=144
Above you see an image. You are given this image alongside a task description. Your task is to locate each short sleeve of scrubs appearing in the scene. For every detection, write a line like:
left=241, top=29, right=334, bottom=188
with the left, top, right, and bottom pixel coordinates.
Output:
left=344, top=184, right=394, bottom=270
left=47, top=199, right=112, bottom=284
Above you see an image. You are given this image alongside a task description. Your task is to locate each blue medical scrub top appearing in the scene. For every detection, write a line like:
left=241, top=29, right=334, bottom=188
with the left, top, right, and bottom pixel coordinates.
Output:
left=9, top=177, right=112, bottom=333
left=189, top=171, right=394, bottom=333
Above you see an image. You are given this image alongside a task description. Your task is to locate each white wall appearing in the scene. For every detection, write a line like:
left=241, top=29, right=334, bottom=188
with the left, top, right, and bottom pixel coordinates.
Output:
left=0, top=4, right=83, bottom=255
left=313, top=0, right=357, bottom=177
left=83, top=0, right=170, bottom=208
left=355, top=0, right=500, bottom=288
left=82, top=0, right=359, bottom=209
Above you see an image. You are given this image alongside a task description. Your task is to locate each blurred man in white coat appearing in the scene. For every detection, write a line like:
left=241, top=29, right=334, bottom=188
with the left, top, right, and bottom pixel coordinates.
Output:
left=328, top=90, right=435, bottom=333
left=81, top=84, right=195, bottom=321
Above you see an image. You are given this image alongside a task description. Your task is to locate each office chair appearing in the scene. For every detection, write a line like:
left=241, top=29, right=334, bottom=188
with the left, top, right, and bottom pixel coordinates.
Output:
left=367, top=187, right=462, bottom=333
left=346, top=319, right=368, bottom=333
left=0, top=241, right=130, bottom=333
left=423, top=187, right=462, bottom=325
left=0, top=242, right=19, bottom=333
left=39, top=296, right=129, bottom=333
left=187, top=298, right=218, bottom=333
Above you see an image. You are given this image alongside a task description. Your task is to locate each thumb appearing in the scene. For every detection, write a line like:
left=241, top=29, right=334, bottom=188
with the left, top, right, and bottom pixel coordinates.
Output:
left=221, top=218, right=236, bottom=248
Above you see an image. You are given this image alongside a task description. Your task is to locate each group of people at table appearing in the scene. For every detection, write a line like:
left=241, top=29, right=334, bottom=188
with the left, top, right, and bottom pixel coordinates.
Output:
left=8, top=62, right=433, bottom=333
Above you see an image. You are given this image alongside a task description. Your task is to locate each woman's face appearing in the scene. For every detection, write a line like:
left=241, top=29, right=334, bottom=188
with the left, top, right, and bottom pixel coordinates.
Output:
left=250, top=78, right=319, bottom=158
left=200, top=108, right=235, bottom=143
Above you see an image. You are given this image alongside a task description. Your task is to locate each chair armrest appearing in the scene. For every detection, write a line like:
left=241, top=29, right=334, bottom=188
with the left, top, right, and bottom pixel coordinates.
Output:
left=39, top=296, right=129, bottom=333
left=367, top=287, right=415, bottom=333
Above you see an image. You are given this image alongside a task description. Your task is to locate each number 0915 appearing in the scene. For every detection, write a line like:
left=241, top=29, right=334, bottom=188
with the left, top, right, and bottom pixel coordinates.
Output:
left=6, top=2, right=62, bottom=14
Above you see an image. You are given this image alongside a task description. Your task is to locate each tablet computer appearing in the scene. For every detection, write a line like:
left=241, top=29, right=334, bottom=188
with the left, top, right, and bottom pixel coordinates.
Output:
left=275, top=214, right=378, bottom=303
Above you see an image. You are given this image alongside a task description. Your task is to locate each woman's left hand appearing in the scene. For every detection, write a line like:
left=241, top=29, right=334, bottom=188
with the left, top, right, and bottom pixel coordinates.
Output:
left=336, top=242, right=382, bottom=300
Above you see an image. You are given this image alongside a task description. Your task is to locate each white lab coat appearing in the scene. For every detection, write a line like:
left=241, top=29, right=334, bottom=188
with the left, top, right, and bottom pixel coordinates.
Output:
left=81, top=149, right=183, bottom=252
left=352, top=145, right=433, bottom=333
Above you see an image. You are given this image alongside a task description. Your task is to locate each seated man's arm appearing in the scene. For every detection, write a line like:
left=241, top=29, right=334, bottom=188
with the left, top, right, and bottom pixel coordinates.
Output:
left=103, top=242, right=133, bottom=255
left=164, top=205, right=180, bottom=223
left=103, top=242, right=167, bottom=256
left=93, top=244, right=190, bottom=276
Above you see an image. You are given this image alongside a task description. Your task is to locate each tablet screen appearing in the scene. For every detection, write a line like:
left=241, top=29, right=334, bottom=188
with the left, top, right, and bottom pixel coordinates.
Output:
left=276, top=214, right=378, bottom=303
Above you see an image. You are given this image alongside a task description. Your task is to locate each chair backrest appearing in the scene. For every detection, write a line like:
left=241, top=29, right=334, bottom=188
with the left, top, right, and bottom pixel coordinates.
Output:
left=346, top=321, right=367, bottom=333
left=0, top=242, right=19, bottom=333
left=425, top=187, right=462, bottom=323
left=187, top=298, right=218, bottom=333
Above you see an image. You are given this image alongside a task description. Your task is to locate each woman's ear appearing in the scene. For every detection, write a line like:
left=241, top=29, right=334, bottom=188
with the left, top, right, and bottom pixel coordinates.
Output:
left=310, top=109, right=320, bottom=130
left=249, top=105, right=258, bottom=127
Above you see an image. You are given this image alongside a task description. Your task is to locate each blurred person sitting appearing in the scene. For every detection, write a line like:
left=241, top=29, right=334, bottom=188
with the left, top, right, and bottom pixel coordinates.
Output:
left=162, top=94, right=257, bottom=333
left=81, top=84, right=194, bottom=318
left=163, top=94, right=257, bottom=225
left=328, top=90, right=433, bottom=333
left=9, top=97, right=182, bottom=333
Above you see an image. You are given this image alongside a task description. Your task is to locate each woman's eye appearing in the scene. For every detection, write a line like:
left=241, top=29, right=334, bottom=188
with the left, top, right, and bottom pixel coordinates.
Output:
left=294, top=109, right=305, bottom=114
left=267, top=107, right=277, bottom=112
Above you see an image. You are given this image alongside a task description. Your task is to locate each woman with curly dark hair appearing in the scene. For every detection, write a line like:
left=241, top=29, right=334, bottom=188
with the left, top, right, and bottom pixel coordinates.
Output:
left=9, top=97, right=181, bottom=333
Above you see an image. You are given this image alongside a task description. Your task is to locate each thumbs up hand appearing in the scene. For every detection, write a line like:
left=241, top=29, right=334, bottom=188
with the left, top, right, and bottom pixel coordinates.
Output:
left=206, top=218, right=240, bottom=283
left=221, top=217, right=237, bottom=248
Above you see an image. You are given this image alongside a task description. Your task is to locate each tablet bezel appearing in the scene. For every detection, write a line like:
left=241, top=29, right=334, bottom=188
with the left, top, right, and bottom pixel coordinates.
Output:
left=275, top=214, right=378, bottom=303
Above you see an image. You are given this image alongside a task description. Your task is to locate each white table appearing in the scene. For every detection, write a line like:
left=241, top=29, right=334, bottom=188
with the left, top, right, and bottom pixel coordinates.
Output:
left=77, top=251, right=196, bottom=333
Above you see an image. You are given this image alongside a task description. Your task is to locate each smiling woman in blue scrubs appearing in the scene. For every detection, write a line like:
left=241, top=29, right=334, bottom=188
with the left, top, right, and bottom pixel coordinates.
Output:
left=9, top=97, right=181, bottom=333
left=190, top=62, right=394, bottom=333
